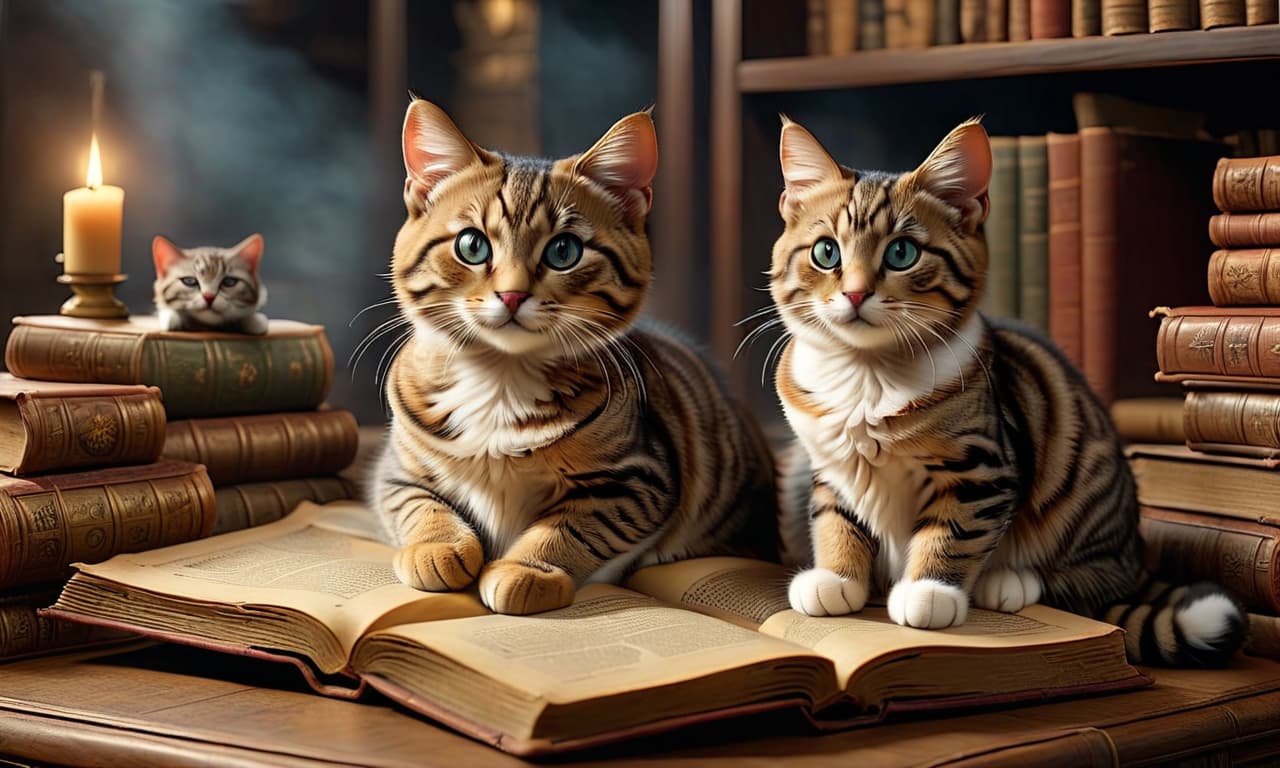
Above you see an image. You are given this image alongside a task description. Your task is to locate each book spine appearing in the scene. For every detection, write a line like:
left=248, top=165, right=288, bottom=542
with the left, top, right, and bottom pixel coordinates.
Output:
left=960, top=0, right=988, bottom=39
left=1018, top=136, right=1050, bottom=334
left=0, top=466, right=215, bottom=590
left=1149, top=0, right=1200, bottom=28
left=1247, top=0, right=1279, bottom=23
left=1102, top=0, right=1149, bottom=31
left=1200, top=0, right=1247, bottom=25
left=1210, top=214, right=1280, bottom=249
left=0, top=600, right=131, bottom=660
left=212, top=476, right=359, bottom=535
left=828, top=0, right=862, bottom=54
left=1080, top=128, right=1121, bottom=405
left=1109, top=397, right=1186, bottom=443
left=1208, top=249, right=1280, bottom=306
left=1074, top=0, right=1104, bottom=32
left=1245, top=612, right=1280, bottom=660
left=1184, top=390, right=1280, bottom=449
left=1156, top=313, right=1280, bottom=379
left=1139, top=506, right=1280, bottom=614
left=992, top=0, right=1014, bottom=39
left=982, top=137, right=1021, bottom=321
left=885, top=0, right=935, bottom=46
left=1031, top=0, right=1072, bottom=35
left=1214, top=156, right=1280, bottom=213
left=12, top=391, right=166, bottom=475
left=808, top=0, right=830, bottom=54
left=162, top=410, right=359, bottom=487
left=935, top=0, right=963, bottom=42
left=860, top=0, right=887, bottom=48
left=1047, top=133, right=1083, bottom=366
left=4, top=326, right=144, bottom=384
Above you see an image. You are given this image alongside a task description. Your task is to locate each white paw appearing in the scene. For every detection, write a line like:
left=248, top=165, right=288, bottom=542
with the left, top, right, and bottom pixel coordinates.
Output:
left=788, top=567, right=868, bottom=617
left=158, top=309, right=185, bottom=331
left=973, top=568, right=1042, bottom=613
left=887, top=578, right=968, bottom=629
left=240, top=313, right=269, bottom=335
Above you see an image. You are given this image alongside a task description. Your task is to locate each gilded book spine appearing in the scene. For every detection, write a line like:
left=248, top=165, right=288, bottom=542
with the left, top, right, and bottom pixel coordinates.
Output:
left=1214, top=156, right=1280, bottom=213
left=212, top=476, right=359, bottom=535
left=163, top=410, right=359, bottom=486
left=5, top=326, right=334, bottom=419
left=1156, top=313, right=1280, bottom=379
left=0, top=463, right=216, bottom=590
left=1208, top=249, right=1280, bottom=306
left=1149, top=0, right=1199, bottom=29
left=1200, top=0, right=1246, bottom=26
left=1246, top=0, right=1278, bottom=23
left=1210, top=214, right=1280, bottom=249
left=10, top=391, right=166, bottom=475
left=1139, top=506, right=1280, bottom=614
left=1102, top=0, right=1148, bottom=32
left=1185, top=390, right=1280, bottom=449
left=0, top=598, right=131, bottom=660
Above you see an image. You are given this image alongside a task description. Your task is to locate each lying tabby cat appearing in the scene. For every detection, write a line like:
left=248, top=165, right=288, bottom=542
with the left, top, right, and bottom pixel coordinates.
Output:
left=769, top=116, right=1245, bottom=666
left=373, top=99, right=777, bottom=615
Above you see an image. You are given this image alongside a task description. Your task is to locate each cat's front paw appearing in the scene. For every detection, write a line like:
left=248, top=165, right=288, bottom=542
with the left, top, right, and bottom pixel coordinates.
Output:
left=788, top=567, right=868, bottom=616
left=888, top=578, right=968, bottom=629
left=973, top=568, right=1042, bottom=613
left=240, top=313, right=269, bottom=335
left=393, top=536, right=483, bottom=592
left=479, top=559, right=575, bottom=615
left=157, top=309, right=186, bottom=332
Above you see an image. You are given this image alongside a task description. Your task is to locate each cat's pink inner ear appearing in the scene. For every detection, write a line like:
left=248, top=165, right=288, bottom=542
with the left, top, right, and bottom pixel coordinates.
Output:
left=402, top=99, right=482, bottom=196
left=152, top=236, right=184, bottom=278
left=574, top=112, right=659, bottom=217
left=779, top=119, right=842, bottom=210
left=915, top=120, right=993, bottom=226
left=236, top=233, right=265, bottom=272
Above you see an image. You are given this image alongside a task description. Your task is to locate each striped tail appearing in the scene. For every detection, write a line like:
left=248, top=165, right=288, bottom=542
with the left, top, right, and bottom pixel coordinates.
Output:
left=1101, top=576, right=1247, bottom=668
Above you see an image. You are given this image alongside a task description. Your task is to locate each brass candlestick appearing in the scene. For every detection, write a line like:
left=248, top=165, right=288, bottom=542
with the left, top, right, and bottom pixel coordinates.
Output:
left=55, top=256, right=128, bottom=319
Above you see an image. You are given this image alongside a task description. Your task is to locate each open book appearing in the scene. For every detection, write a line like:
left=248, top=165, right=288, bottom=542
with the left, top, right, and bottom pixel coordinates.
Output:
left=45, top=501, right=1149, bottom=756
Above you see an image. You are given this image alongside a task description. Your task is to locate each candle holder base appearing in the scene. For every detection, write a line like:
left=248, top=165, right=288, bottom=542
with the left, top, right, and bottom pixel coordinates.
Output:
left=57, top=272, right=129, bottom=319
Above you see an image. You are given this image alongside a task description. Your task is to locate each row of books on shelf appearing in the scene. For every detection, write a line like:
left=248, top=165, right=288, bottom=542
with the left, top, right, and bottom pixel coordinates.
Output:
left=0, top=314, right=362, bottom=661
left=807, top=0, right=1277, bottom=53
left=1112, top=151, right=1280, bottom=663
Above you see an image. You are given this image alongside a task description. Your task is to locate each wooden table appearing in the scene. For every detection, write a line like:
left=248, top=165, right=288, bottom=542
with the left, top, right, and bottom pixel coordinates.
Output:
left=2, top=642, right=1280, bottom=766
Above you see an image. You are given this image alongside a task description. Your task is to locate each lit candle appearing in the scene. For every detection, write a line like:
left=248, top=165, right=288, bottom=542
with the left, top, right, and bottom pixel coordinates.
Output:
left=62, top=133, right=124, bottom=275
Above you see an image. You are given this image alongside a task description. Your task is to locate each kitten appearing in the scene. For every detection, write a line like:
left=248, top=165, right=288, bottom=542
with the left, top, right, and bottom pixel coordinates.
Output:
left=372, top=99, right=778, bottom=615
left=152, top=234, right=269, bottom=334
left=768, top=117, right=1245, bottom=667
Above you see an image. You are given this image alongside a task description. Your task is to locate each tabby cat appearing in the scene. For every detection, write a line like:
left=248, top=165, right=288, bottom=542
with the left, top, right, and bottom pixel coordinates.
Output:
left=372, top=99, right=777, bottom=615
left=152, top=234, right=269, bottom=334
left=769, top=117, right=1245, bottom=666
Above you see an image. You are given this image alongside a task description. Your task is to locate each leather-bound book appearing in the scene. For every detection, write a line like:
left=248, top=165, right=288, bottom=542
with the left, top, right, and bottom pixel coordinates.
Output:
left=0, top=460, right=214, bottom=590
left=1140, top=505, right=1280, bottom=615
left=808, top=0, right=830, bottom=54
left=0, top=588, right=133, bottom=660
left=860, top=0, right=887, bottom=48
left=1149, top=0, right=1199, bottom=28
left=1109, top=398, right=1185, bottom=443
left=1184, top=389, right=1280, bottom=459
left=1154, top=307, right=1280, bottom=383
left=213, top=476, right=359, bottom=534
left=1047, top=133, right=1083, bottom=365
left=4, top=315, right=332, bottom=420
left=981, top=137, right=1021, bottom=320
left=1031, top=0, right=1072, bottom=35
left=960, top=0, right=988, bottom=39
left=992, top=0, right=1014, bottom=39
left=163, top=410, right=359, bottom=487
left=1208, top=249, right=1280, bottom=306
left=885, top=0, right=935, bottom=46
left=1200, top=0, right=1246, bottom=26
left=1079, top=130, right=1220, bottom=404
left=0, top=375, right=165, bottom=476
left=1214, top=156, right=1280, bottom=213
left=1127, top=442, right=1280, bottom=521
left=1246, top=613, right=1280, bottom=660
left=1102, top=0, right=1148, bottom=32
left=1210, top=214, right=1280, bottom=249
left=1074, top=0, right=1103, bottom=33
left=827, top=0, right=861, bottom=54
left=1247, top=0, right=1278, bottom=23
left=1018, top=136, right=1050, bottom=332
left=935, top=0, right=963, bottom=42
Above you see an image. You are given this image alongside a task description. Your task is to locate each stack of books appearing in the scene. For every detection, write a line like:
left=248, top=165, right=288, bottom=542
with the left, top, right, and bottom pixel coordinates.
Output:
left=1129, top=153, right=1280, bottom=663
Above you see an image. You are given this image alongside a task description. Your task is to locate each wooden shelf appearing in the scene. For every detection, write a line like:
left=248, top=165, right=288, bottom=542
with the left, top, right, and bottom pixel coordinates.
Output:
left=738, top=26, right=1280, bottom=93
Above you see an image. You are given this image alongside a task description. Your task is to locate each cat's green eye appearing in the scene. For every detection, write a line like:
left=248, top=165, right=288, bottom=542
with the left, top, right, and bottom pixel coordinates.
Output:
left=883, top=238, right=921, bottom=271
left=810, top=238, right=841, bottom=270
left=454, top=228, right=492, bottom=265
left=542, top=233, right=584, bottom=271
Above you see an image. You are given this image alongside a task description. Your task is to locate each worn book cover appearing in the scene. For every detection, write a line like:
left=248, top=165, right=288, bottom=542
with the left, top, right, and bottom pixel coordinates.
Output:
left=163, top=410, right=358, bottom=486
left=1127, top=442, right=1280, bottom=522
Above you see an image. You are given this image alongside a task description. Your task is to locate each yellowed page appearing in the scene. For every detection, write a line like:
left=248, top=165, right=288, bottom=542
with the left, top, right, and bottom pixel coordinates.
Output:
left=72, top=500, right=487, bottom=655
left=623, top=557, right=792, bottom=629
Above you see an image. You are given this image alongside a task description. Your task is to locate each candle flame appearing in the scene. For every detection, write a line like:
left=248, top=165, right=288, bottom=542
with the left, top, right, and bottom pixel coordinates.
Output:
left=86, top=134, right=104, bottom=189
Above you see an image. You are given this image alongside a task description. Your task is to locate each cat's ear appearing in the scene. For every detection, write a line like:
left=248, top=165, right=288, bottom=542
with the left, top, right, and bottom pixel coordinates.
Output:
left=573, top=111, right=659, bottom=219
left=912, top=118, right=992, bottom=231
left=233, top=233, right=265, bottom=272
left=152, top=236, right=184, bottom=278
left=402, top=99, right=490, bottom=205
left=779, top=117, right=842, bottom=217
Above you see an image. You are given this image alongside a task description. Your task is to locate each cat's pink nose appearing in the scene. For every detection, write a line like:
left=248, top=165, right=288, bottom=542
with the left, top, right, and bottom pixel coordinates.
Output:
left=497, top=291, right=531, bottom=314
left=202, top=293, right=216, bottom=306
left=844, top=291, right=870, bottom=308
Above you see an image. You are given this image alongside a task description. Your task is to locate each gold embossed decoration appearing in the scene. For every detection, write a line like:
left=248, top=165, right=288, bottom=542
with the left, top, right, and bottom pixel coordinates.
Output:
left=75, top=406, right=120, bottom=456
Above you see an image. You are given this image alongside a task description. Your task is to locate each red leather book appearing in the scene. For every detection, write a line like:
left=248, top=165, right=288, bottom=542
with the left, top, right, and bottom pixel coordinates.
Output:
left=1154, top=307, right=1280, bottom=381
left=1210, top=214, right=1280, bottom=249
left=1031, top=0, right=1072, bottom=35
left=1207, top=249, right=1280, bottom=306
left=1047, top=133, right=1083, bottom=365
left=1214, top=155, right=1280, bottom=212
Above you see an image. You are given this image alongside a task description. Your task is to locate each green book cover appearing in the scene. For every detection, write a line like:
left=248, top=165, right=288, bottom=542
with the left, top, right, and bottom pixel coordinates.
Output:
left=982, top=136, right=1020, bottom=320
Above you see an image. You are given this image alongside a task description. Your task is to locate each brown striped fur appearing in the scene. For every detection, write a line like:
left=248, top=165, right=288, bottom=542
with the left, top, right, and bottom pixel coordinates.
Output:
left=769, top=117, right=1244, bottom=666
left=373, top=100, right=776, bottom=615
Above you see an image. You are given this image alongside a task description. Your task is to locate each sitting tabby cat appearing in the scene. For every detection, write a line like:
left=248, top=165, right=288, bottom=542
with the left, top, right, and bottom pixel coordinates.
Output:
left=152, top=234, right=269, bottom=334
left=372, top=99, right=777, bottom=615
left=769, top=117, right=1245, bottom=666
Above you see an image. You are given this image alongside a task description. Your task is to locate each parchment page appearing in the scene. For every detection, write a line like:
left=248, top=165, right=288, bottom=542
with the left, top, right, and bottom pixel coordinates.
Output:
left=623, top=557, right=792, bottom=629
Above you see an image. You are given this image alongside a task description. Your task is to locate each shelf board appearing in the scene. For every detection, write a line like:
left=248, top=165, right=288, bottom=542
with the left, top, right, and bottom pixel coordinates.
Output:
left=738, top=26, right=1280, bottom=93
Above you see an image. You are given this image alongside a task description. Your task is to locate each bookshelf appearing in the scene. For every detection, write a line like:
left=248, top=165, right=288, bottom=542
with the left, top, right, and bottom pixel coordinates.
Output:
left=704, top=0, right=1280, bottom=398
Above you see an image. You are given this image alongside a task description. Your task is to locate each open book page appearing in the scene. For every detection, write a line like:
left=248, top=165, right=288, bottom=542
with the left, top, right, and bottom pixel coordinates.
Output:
left=624, top=557, right=792, bottom=629
left=69, top=501, right=487, bottom=662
